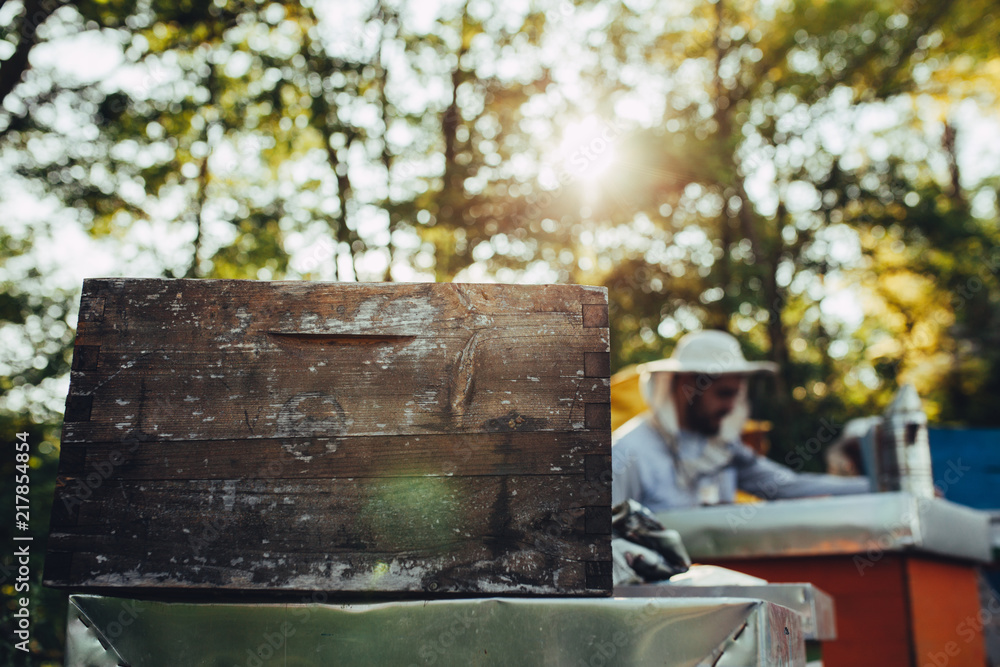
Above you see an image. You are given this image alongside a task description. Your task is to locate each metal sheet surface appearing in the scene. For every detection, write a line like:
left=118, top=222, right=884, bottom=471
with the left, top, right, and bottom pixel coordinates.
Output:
left=658, top=492, right=992, bottom=562
left=65, top=593, right=804, bottom=667
left=615, top=583, right=836, bottom=641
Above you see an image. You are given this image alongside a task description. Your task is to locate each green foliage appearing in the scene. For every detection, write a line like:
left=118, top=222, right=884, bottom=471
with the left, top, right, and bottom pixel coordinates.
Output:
left=1, top=417, right=65, bottom=667
left=579, top=0, right=999, bottom=460
left=0, top=237, right=71, bottom=663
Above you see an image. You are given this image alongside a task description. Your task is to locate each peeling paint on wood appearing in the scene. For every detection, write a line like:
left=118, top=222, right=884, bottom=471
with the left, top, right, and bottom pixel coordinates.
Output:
left=46, top=279, right=612, bottom=596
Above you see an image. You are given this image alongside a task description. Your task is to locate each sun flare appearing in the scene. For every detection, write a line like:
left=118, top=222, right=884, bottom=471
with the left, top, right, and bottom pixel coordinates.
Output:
left=556, top=115, right=621, bottom=184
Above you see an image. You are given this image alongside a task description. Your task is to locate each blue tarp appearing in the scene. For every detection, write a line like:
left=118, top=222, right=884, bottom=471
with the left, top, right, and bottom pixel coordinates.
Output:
left=929, top=428, right=1000, bottom=509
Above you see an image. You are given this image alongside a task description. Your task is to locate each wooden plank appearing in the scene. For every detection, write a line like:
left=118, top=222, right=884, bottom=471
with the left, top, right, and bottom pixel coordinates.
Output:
left=47, top=547, right=595, bottom=594
left=61, top=354, right=609, bottom=442
left=56, top=431, right=608, bottom=481
left=47, top=279, right=612, bottom=595
left=47, top=475, right=607, bottom=593
left=62, top=285, right=610, bottom=443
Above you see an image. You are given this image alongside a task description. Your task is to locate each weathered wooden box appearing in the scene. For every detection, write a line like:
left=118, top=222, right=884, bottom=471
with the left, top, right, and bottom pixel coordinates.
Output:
left=45, top=279, right=612, bottom=595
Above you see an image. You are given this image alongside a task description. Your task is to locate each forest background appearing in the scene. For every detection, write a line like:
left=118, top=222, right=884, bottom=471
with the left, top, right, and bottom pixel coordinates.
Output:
left=2, top=0, right=999, bottom=662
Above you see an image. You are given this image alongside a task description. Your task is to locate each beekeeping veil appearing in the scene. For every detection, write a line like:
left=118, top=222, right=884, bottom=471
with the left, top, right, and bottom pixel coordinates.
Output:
left=638, top=330, right=778, bottom=490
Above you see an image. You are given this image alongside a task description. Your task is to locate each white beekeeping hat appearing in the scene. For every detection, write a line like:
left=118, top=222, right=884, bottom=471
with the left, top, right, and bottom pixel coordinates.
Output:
left=637, top=330, right=776, bottom=442
left=639, top=330, right=778, bottom=376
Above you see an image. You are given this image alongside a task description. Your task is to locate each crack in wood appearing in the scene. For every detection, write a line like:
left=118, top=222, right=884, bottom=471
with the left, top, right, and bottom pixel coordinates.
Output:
left=243, top=407, right=261, bottom=434
left=267, top=332, right=417, bottom=345
left=452, top=283, right=474, bottom=311
left=450, top=330, right=481, bottom=416
left=83, top=350, right=156, bottom=396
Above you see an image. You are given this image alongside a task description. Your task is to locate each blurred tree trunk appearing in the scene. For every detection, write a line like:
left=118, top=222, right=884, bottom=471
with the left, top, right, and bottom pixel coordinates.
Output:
left=0, top=0, right=54, bottom=108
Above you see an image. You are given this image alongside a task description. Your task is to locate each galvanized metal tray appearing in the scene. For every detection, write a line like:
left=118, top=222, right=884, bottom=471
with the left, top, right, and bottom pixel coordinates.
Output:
left=65, top=593, right=805, bottom=666
left=615, top=582, right=836, bottom=641
left=658, top=492, right=991, bottom=563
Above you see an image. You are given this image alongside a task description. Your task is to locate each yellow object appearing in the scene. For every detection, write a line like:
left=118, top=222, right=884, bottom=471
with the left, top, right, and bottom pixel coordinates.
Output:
left=610, top=365, right=645, bottom=431
left=735, top=489, right=764, bottom=504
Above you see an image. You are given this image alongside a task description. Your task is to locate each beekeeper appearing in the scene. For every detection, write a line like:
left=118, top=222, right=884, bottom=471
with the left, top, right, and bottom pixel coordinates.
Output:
left=612, top=330, right=870, bottom=511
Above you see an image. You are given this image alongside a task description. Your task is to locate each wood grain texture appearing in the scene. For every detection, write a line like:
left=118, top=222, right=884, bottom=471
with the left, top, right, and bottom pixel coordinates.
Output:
left=46, top=279, right=612, bottom=596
